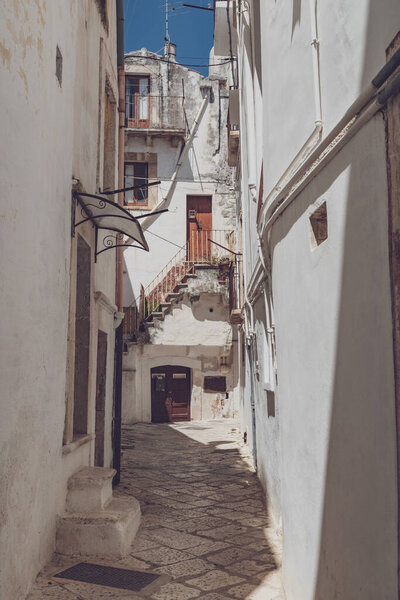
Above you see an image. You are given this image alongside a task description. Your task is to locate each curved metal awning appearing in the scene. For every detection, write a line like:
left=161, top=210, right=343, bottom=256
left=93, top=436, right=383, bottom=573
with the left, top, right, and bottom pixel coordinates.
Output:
left=73, top=191, right=149, bottom=259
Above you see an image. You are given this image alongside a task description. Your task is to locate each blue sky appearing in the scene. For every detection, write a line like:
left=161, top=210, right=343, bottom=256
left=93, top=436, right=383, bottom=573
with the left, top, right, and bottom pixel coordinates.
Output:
left=123, top=0, right=214, bottom=76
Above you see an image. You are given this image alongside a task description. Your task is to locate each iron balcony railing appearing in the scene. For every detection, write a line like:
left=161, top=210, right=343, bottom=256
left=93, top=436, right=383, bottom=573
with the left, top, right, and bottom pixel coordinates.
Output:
left=125, top=94, right=185, bottom=130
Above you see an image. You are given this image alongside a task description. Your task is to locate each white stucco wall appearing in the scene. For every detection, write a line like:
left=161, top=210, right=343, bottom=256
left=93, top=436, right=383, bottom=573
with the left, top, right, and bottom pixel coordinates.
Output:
left=232, top=0, right=400, bottom=598
left=271, top=115, right=397, bottom=600
left=0, top=1, right=118, bottom=598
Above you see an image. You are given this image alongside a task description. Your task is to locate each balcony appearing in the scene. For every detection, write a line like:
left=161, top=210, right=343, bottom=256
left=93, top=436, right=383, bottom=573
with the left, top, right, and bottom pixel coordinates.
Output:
left=125, top=94, right=185, bottom=134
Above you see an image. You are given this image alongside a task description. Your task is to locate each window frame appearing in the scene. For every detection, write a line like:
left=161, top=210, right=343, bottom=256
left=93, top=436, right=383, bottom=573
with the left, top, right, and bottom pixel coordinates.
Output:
left=124, top=161, right=149, bottom=207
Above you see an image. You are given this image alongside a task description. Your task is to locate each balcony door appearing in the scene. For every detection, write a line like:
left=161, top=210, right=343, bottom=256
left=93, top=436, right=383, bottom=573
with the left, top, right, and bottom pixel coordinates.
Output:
left=126, top=76, right=150, bottom=128
left=187, top=196, right=212, bottom=263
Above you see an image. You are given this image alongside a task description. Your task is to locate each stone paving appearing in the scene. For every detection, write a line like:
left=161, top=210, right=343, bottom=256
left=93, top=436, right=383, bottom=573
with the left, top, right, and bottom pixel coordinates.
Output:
left=27, top=420, right=283, bottom=600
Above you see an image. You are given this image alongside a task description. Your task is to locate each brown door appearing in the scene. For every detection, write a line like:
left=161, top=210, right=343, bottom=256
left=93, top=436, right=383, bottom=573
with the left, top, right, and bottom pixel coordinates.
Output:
left=151, top=365, right=191, bottom=422
left=126, top=76, right=150, bottom=128
left=187, top=196, right=212, bottom=262
left=95, top=331, right=107, bottom=467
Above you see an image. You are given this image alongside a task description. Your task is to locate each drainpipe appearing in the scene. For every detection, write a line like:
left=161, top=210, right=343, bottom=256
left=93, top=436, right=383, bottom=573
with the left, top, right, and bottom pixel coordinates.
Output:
left=261, top=0, right=323, bottom=211
left=116, top=0, right=125, bottom=312
left=113, top=0, right=125, bottom=487
left=140, top=86, right=211, bottom=230
left=261, top=46, right=400, bottom=233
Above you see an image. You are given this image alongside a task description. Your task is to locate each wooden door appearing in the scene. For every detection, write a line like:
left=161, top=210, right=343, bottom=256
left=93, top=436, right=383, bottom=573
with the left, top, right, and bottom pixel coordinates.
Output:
left=151, top=365, right=191, bottom=422
left=187, top=196, right=212, bottom=262
left=126, top=76, right=150, bottom=128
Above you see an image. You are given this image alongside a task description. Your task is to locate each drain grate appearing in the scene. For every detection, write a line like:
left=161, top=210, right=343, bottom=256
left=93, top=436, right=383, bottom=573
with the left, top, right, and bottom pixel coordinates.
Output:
left=54, top=562, right=160, bottom=592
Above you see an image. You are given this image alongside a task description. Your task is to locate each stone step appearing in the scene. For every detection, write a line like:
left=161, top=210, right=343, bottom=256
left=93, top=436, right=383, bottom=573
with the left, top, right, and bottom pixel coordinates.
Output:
left=175, top=283, right=188, bottom=290
left=56, top=497, right=141, bottom=558
left=159, top=302, right=172, bottom=309
left=166, top=292, right=181, bottom=301
left=66, top=467, right=115, bottom=513
left=150, top=311, right=164, bottom=321
left=184, top=273, right=197, bottom=279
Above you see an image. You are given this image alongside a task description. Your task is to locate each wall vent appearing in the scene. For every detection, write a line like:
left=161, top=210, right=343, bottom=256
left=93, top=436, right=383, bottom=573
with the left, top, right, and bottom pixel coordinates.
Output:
left=310, top=201, right=328, bottom=248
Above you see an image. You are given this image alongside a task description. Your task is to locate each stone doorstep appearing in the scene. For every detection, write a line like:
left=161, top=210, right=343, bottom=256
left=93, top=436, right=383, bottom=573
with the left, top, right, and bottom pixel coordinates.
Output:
left=67, top=467, right=115, bottom=513
left=56, top=497, right=141, bottom=558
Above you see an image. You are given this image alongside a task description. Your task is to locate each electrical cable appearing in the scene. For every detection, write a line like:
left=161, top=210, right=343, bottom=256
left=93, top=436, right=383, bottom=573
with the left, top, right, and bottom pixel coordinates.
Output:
left=125, top=53, right=234, bottom=68
left=145, top=229, right=187, bottom=250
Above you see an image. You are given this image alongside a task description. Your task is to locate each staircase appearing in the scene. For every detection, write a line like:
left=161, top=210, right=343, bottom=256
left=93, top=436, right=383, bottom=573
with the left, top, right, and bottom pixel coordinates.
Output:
left=143, top=244, right=195, bottom=327
left=122, top=231, right=235, bottom=337
left=56, top=467, right=141, bottom=558
left=143, top=230, right=235, bottom=327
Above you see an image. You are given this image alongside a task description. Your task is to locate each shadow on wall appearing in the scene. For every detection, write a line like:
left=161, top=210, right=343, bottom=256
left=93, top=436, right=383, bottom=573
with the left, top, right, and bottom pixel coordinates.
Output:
left=119, top=422, right=282, bottom=598
left=313, top=3, right=398, bottom=596
left=270, top=2, right=399, bottom=596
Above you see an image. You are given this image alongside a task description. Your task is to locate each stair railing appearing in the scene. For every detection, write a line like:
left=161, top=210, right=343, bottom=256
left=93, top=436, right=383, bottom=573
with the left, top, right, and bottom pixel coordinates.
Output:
left=143, top=243, right=193, bottom=320
left=141, top=230, right=235, bottom=322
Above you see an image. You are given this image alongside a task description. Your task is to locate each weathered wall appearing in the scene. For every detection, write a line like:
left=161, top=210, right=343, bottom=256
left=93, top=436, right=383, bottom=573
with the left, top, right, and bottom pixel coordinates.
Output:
left=122, top=271, right=239, bottom=423
left=0, top=1, right=118, bottom=598
left=122, top=342, right=238, bottom=424
left=123, top=50, right=235, bottom=301
left=122, top=49, right=238, bottom=425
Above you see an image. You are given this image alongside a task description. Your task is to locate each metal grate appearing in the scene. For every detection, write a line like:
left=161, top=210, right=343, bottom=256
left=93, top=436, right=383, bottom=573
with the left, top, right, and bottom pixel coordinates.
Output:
left=54, top=563, right=160, bottom=592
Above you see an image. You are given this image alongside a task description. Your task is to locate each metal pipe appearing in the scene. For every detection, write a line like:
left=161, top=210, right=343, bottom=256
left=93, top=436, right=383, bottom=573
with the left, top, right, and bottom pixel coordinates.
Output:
left=140, top=88, right=211, bottom=229
left=260, top=50, right=400, bottom=232
left=113, top=0, right=125, bottom=487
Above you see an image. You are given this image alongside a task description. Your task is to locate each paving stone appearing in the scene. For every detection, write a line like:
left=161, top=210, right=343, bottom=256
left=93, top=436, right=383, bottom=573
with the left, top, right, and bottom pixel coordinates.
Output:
left=146, top=527, right=207, bottom=550
left=225, top=559, right=267, bottom=576
left=199, top=594, right=233, bottom=600
left=186, top=569, right=244, bottom=591
left=151, top=582, right=201, bottom=600
left=226, top=582, right=260, bottom=598
left=197, top=524, right=250, bottom=540
left=187, top=541, right=230, bottom=557
left=155, top=558, right=212, bottom=578
left=132, top=546, right=193, bottom=565
left=206, top=546, right=251, bottom=566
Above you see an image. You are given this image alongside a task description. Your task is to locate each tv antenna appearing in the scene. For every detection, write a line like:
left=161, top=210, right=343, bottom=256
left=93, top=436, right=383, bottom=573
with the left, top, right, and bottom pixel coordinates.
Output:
left=165, top=0, right=170, bottom=42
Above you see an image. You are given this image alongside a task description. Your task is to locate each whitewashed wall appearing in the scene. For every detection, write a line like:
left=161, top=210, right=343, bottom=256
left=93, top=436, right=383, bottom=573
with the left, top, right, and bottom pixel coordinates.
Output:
left=235, top=0, right=400, bottom=598
left=0, top=1, right=118, bottom=598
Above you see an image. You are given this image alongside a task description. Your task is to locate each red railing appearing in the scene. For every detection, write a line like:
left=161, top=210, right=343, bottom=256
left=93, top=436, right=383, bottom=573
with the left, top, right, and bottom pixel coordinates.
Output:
left=143, top=230, right=235, bottom=320
left=125, top=94, right=185, bottom=130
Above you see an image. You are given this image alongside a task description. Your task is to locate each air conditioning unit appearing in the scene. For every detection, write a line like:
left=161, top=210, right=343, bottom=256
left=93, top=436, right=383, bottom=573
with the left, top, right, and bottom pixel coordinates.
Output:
left=188, top=210, right=196, bottom=219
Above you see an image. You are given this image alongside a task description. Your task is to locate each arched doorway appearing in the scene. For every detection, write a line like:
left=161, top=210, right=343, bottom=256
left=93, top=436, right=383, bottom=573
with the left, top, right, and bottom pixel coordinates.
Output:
left=151, top=365, right=191, bottom=422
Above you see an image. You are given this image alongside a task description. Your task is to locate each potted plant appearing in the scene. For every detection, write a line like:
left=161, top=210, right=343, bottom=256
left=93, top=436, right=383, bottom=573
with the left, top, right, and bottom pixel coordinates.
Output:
left=217, top=256, right=231, bottom=273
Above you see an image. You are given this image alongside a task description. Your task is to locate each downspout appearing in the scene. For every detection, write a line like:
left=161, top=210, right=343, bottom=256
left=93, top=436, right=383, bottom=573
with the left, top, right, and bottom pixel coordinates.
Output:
left=113, top=0, right=125, bottom=487
left=262, top=0, right=323, bottom=208
left=140, top=87, right=211, bottom=230
left=116, top=0, right=125, bottom=312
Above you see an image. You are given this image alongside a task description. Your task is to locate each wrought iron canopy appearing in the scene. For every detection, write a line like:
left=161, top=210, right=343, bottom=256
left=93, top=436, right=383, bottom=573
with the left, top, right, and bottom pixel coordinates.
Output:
left=73, top=191, right=149, bottom=259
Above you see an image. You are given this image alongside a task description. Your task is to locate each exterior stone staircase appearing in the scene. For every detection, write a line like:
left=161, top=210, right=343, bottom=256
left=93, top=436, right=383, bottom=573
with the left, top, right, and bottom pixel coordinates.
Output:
left=144, top=271, right=198, bottom=329
left=56, top=467, right=141, bottom=558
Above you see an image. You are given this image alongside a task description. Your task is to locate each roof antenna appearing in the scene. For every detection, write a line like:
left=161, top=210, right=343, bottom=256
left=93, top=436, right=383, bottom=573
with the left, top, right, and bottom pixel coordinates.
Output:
left=165, top=0, right=170, bottom=43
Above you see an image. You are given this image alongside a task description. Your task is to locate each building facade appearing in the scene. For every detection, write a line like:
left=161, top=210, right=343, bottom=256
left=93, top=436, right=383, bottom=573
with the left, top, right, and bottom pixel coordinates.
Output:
left=0, top=1, right=138, bottom=598
left=214, top=1, right=400, bottom=598
left=121, top=44, right=240, bottom=424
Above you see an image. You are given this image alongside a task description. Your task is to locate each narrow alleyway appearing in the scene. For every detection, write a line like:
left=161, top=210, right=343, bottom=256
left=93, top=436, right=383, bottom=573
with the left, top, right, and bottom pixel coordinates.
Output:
left=28, top=421, right=283, bottom=600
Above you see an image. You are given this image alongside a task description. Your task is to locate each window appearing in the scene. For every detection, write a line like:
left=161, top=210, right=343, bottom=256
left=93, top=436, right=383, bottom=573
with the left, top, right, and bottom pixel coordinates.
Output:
left=204, top=376, right=226, bottom=393
left=124, top=162, right=148, bottom=206
left=125, top=76, right=150, bottom=127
